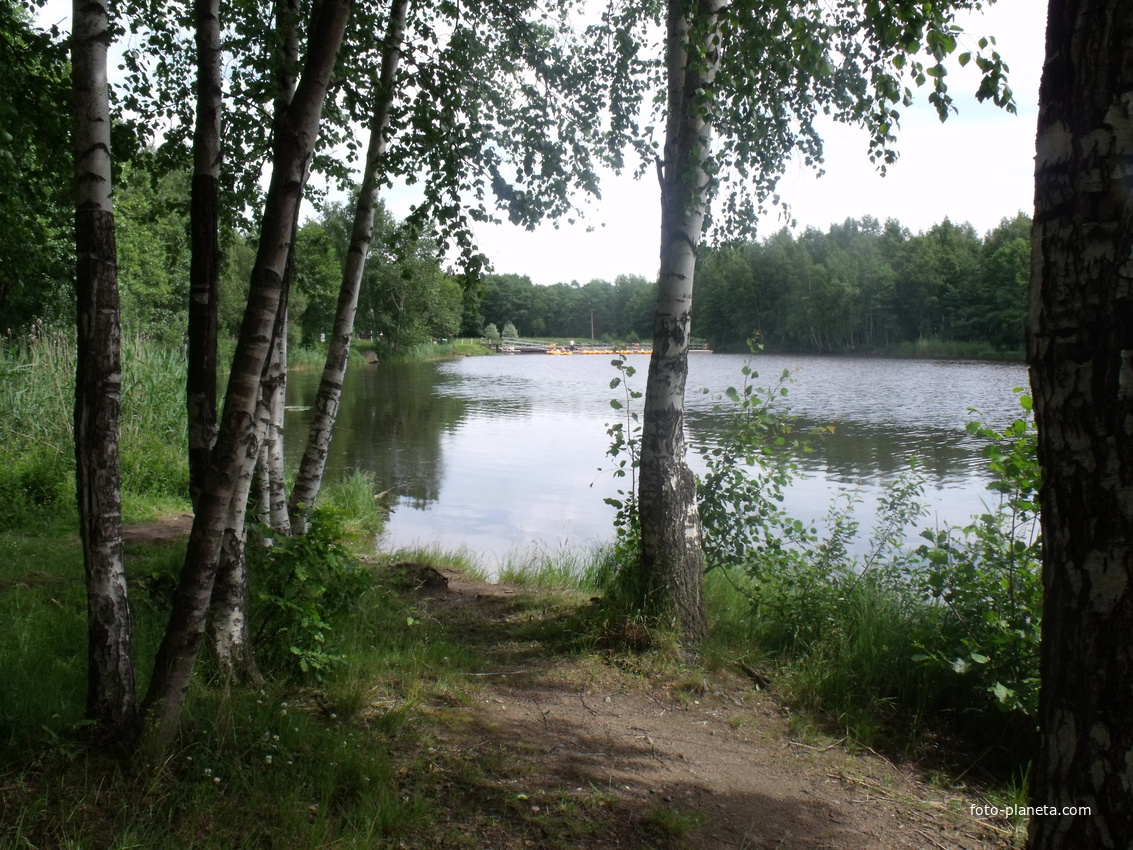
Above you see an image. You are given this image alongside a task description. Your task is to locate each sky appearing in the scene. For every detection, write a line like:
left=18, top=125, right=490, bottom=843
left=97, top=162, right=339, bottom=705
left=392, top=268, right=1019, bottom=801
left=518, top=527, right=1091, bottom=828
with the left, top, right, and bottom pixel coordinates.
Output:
left=41, top=0, right=1047, bottom=287
left=377, top=0, right=1046, bottom=286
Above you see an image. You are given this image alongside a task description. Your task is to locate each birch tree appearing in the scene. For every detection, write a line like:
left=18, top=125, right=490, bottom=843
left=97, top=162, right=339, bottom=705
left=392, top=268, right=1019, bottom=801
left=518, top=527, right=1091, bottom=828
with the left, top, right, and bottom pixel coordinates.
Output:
left=185, top=0, right=221, bottom=509
left=72, top=0, right=137, bottom=738
left=1027, top=0, right=1133, bottom=845
left=142, top=0, right=353, bottom=744
left=289, top=0, right=410, bottom=534
left=636, top=0, right=1014, bottom=640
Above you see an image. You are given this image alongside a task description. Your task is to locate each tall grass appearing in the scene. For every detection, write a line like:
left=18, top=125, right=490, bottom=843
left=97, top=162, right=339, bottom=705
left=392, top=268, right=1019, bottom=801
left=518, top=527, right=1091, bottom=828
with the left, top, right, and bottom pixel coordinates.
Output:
left=385, top=340, right=455, bottom=362
left=0, top=327, right=190, bottom=528
left=322, top=470, right=387, bottom=536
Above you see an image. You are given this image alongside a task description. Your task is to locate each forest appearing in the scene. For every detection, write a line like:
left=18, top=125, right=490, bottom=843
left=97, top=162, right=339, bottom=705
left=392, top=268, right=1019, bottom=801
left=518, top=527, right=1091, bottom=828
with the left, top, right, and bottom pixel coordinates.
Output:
left=470, top=212, right=1030, bottom=355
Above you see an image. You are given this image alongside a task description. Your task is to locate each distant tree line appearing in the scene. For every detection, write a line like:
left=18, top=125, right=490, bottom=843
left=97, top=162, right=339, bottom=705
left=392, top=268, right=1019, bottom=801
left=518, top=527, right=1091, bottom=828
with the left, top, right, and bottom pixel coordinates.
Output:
left=695, top=214, right=1030, bottom=353
left=464, top=273, right=657, bottom=342
left=468, top=213, right=1030, bottom=355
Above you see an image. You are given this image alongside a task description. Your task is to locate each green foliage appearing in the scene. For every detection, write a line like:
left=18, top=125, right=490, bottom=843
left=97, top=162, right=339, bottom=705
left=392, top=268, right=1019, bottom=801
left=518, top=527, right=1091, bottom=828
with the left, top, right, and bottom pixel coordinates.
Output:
left=250, top=510, right=375, bottom=678
left=697, top=354, right=812, bottom=572
left=593, top=356, right=644, bottom=604
left=0, top=5, right=73, bottom=329
left=501, top=320, right=518, bottom=339
left=114, top=161, right=192, bottom=340
left=483, top=322, right=500, bottom=341
left=690, top=365, right=1040, bottom=752
left=911, top=392, right=1041, bottom=718
left=474, top=273, right=656, bottom=343
left=693, top=215, right=1030, bottom=355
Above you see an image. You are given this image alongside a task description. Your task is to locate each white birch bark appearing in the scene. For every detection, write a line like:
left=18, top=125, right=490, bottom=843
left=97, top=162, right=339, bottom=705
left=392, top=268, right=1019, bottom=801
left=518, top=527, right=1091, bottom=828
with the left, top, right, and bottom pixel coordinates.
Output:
left=205, top=0, right=301, bottom=675
left=142, top=0, right=352, bottom=747
left=263, top=320, right=291, bottom=536
left=209, top=408, right=266, bottom=685
left=72, top=0, right=137, bottom=738
left=636, top=0, right=724, bottom=643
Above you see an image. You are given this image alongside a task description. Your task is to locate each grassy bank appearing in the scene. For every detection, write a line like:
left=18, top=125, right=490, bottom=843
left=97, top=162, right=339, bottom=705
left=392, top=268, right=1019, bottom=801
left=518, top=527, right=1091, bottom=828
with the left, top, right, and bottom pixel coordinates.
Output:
left=0, top=530, right=1029, bottom=848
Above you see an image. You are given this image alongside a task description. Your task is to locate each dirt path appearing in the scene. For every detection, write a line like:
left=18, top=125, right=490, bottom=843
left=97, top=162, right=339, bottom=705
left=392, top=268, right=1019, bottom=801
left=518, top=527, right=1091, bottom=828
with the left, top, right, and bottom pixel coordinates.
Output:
left=398, top=565, right=1014, bottom=850
left=122, top=517, right=1013, bottom=848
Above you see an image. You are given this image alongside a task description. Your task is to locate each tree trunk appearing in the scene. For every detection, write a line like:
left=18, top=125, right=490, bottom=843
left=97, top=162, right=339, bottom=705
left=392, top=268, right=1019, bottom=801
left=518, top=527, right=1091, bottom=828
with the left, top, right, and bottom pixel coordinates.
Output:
left=141, top=0, right=352, bottom=747
left=72, top=0, right=138, bottom=740
left=637, top=0, right=723, bottom=644
left=259, top=0, right=301, bottom=536
left=262, top=299, right=291, bottom=536
left=186, top=0, right=222, bottom=510
left=208, top=410, right=265, bottom=685
left=289, top=0, right=409, bottom=535
left=205, top=0, right=300, bottom=676
left=1027, top=0, right=1133, bottom=846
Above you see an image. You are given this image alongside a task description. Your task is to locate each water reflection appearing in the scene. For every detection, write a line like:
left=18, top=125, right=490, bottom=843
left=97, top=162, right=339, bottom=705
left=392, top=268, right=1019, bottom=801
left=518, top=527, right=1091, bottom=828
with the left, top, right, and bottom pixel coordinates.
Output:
left=285, top=362, right=470, bottom=508
left=284, top=353, right=1029, bottom=561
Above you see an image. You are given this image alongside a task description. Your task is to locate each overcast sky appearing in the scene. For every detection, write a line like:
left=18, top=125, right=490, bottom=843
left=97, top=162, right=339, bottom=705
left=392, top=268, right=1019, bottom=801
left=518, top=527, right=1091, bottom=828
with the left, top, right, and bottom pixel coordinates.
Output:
left=382, top=0, right=1047, bottom=286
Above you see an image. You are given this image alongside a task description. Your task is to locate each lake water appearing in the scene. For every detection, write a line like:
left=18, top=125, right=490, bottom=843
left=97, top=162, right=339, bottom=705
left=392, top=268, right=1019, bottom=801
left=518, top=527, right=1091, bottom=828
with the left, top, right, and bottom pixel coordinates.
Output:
left=285, top=353, right=1030, bottom=567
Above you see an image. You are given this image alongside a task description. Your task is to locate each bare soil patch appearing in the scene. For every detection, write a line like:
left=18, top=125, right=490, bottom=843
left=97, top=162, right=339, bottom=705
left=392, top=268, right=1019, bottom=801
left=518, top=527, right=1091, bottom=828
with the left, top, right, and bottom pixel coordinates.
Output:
left=392, top=564, right=1015, bottom=849
left=123, top=512, right=194, bottom=545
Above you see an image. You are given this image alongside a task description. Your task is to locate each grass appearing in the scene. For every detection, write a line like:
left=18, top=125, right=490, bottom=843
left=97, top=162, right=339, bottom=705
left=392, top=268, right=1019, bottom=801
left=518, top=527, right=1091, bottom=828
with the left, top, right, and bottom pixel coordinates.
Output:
left=495, top=544, right=598, bottom=588
left=0, top=327, right=190, bottom=529
left=322, top=470, right=387, bottom=536
left=0, top=535, right=485, bottom=848
left=0, top=534, right=703, bottom=849
left=0, top=521, right=1028, bottom=848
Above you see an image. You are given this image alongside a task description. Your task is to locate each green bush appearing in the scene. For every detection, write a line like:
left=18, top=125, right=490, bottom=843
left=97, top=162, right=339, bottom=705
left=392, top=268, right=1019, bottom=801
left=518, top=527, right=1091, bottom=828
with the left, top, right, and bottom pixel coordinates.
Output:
left=910, top=393, right=1041, bottom=719
left=249, top=509, right=375, bottom=678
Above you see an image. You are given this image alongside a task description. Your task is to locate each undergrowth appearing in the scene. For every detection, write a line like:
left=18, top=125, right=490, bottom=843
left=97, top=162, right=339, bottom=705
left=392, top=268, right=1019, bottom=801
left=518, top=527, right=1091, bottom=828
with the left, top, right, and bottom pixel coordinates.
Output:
left=595, top=349, right=1041, bottom=772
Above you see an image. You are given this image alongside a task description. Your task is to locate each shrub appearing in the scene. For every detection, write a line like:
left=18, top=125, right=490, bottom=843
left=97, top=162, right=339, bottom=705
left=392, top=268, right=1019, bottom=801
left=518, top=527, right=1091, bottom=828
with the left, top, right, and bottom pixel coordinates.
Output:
left=249, top=509, right=375, bottom=678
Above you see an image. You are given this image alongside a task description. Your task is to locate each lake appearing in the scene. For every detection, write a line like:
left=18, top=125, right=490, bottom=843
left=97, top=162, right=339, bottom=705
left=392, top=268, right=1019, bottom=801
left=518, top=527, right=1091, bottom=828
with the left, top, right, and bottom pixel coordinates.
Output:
left=285, top=352, right=1030, bottom=568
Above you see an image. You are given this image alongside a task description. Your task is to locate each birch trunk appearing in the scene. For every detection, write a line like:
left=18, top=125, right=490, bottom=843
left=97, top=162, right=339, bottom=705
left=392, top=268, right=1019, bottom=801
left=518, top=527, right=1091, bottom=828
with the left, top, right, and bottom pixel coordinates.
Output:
left=636, top=0, right=723, bottom=643
left=259, top=0, right=302, bottom=538
left=205, top=0, right=301, bottom=673
left=289, top=0, right=410, bottom=535
left=1027, top=0, right=1133, bottom=846
left=262, top=304, right=291, bottom=536
left=72, top=0, right=137, bottom=738
left=186, top=0, right=222, bottom=509
left=142, top=0, right=352, bottom=746
left=208, top=409, right=265, bottom=685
